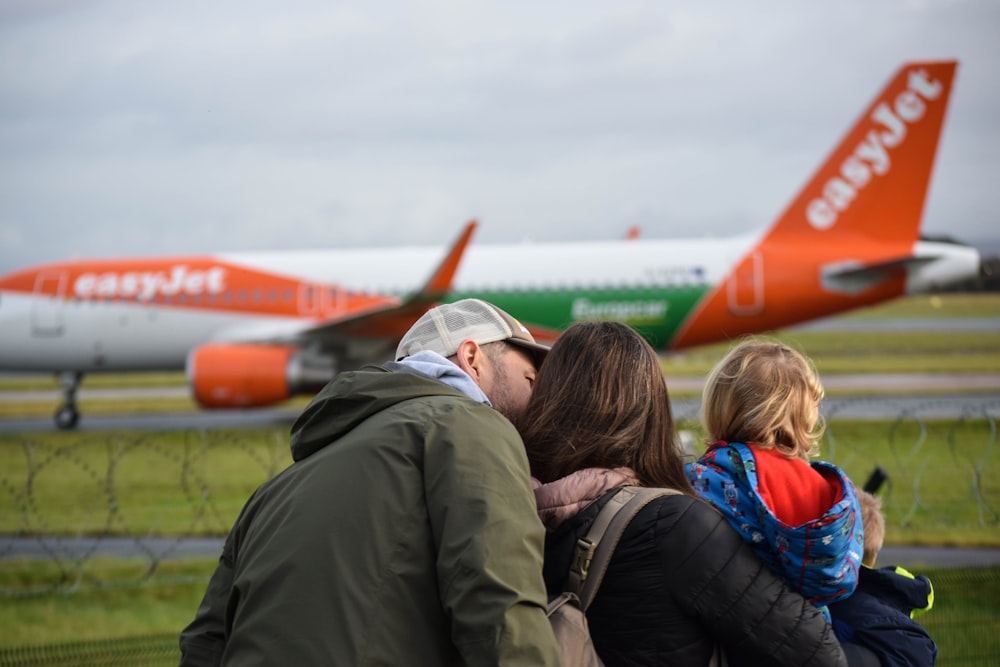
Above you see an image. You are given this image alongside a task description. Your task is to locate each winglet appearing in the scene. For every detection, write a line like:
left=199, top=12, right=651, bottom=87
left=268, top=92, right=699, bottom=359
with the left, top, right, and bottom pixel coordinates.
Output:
left=420, top=219, right=477, bottom=297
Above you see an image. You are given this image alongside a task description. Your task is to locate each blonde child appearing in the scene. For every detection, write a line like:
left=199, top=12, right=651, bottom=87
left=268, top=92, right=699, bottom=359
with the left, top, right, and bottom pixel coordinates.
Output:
left=686, top=339, right=863, bottom=605
left=829, top=491, right=938, bottom=666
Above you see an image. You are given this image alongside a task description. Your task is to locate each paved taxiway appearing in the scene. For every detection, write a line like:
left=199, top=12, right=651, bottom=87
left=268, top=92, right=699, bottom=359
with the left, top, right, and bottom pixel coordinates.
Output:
left=2, top=536, right=998, bottom=571
left=2, top=374, right=1000, bottom=433
left=2, top=394, right=1000, bottom=434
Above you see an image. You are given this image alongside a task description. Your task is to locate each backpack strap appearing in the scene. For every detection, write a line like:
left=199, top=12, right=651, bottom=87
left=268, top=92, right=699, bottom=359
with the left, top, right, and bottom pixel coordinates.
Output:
left=565, top=486, right=682, bottom=610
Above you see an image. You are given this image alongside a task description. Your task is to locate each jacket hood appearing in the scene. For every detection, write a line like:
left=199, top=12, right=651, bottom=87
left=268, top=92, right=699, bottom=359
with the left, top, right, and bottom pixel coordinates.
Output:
left=532, top=467, right=639, bottom=531
left=687, top=441, right=863, bottom=605
left=860, top=565, right=934, bottom=614
left=290, top=365, right=465, bottom=462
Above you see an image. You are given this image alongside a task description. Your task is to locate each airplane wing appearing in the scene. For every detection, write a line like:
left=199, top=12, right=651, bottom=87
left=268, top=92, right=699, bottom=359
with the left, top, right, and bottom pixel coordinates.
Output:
left=295, top=220, right=477, bottom=357
left=185, top=220, right=477, bottom=410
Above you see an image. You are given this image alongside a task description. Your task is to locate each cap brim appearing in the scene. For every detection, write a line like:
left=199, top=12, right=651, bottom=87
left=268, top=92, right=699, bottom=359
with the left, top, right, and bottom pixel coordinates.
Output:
left=506, top=339, right=550, bottom=368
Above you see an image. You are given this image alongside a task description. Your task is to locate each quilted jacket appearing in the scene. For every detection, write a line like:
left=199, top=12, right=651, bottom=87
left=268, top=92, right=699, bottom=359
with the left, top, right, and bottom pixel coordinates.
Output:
left=538, top=478, right=849, bottom=667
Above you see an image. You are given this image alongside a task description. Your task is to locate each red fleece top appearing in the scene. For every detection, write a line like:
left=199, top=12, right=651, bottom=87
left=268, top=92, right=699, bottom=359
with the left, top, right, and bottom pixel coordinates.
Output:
left=752, top=445, right=840, bottom=527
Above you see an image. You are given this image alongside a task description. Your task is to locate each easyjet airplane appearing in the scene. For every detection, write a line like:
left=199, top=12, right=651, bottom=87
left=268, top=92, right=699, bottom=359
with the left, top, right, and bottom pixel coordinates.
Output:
left=0, top=61, right=981, bottom=429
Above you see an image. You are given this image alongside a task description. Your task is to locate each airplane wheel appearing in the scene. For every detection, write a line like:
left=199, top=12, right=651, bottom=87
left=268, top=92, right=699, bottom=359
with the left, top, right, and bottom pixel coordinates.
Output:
left=54, top=405, right=80, bottom=430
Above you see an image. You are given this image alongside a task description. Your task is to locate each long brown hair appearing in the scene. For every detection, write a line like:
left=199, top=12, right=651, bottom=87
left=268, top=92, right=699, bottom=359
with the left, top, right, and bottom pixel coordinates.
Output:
left=519, top=321, right=694, bottom=493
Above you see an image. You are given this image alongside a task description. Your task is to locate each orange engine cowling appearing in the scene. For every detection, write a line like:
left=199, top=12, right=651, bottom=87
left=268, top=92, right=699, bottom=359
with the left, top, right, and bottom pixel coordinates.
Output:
left=186, top=344, right=333, bottom=408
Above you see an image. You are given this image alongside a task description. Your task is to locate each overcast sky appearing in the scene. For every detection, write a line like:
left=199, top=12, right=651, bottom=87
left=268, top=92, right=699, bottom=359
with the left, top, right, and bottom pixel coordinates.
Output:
left=1, top=0, right=998, bottom=273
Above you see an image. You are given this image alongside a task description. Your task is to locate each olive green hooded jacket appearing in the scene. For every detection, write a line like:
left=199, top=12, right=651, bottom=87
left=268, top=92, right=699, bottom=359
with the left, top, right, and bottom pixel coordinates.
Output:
left=179, top=364, right=560, bottom=666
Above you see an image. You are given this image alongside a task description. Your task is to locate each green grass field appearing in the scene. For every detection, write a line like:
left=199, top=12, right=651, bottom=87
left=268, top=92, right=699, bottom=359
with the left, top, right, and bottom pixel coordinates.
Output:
left=0, top=414, right=995, bottom=654
left=1, top=560, right=996, bottom=665
left=2, top=417, right=996, bottom=545
left=832, top=293, right=999, bottom=319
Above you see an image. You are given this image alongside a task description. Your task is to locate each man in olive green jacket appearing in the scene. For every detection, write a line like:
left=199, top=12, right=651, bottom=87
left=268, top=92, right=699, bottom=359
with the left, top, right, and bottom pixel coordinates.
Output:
left=179, top=299, right=561, bottom=666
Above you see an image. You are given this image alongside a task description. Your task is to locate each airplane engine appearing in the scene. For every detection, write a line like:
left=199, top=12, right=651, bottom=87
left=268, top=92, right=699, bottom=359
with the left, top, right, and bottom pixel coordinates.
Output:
left=187, top=344, right=334, bottom=408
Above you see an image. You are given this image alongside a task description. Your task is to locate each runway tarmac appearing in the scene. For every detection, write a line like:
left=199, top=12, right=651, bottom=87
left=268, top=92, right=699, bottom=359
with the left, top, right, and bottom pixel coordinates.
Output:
left=792, top=317, right=1000, bottom=333
left=2, top=373, right=1000, bottom=433
left=2, top=394, right=1000, bottom=434
left=0, top=406, right=303, bottom=434
left=2, top=535, right=998, bottom=570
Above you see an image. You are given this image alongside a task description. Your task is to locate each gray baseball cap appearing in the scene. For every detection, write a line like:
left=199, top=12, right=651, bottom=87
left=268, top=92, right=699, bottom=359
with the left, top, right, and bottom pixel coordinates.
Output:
left=396, top=299, right=549, bottom=366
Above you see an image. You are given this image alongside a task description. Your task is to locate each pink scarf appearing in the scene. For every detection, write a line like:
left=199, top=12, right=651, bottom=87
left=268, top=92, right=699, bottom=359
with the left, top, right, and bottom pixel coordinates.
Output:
left=532, top=467, right=640, bottom=531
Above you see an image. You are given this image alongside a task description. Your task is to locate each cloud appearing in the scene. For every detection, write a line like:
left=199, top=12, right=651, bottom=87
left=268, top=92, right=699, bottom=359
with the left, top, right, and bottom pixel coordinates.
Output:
left=0, top=0, right=998, bottom=272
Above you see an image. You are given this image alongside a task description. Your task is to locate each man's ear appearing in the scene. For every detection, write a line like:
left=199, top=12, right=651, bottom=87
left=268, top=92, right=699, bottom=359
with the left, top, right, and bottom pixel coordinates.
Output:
left=453, top=339, right=488, bottom=384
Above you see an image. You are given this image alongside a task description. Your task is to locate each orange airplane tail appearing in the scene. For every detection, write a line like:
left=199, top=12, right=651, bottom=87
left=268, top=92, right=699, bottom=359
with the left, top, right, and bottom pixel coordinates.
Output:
left=767, top=60, right=957, bottom=247
left=672, top=61, right=959, bottom=350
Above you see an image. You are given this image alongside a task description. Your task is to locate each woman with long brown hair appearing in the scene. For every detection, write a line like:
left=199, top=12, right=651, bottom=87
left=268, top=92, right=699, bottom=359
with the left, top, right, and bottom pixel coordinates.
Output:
left=520, top=321, right=853, bottom=666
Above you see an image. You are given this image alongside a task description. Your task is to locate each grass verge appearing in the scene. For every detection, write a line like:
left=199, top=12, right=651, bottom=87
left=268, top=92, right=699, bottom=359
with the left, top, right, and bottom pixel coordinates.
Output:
left=0, top=560, right=995, bottom=665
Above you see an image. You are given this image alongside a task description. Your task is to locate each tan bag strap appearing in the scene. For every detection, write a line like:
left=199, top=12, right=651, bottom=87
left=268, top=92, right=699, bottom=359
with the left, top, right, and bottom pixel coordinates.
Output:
left=709, top=641, right=730, bottom=667
left=565, top=486, right=681, bottom=610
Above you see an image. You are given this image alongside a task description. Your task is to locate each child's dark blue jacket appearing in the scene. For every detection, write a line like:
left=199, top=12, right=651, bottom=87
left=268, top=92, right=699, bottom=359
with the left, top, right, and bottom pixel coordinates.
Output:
left=829, top=564, right=937, bottom=667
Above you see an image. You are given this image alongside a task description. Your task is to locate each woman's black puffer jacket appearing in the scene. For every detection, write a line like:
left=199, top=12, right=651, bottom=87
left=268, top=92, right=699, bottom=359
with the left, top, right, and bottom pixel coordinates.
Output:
left=542, top=489, right=849, bottom=667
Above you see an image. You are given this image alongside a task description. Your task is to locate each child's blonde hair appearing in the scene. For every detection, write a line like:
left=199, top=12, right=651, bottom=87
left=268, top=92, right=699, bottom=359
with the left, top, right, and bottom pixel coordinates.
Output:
left=857, top=490, right=886, bottom=567
left=702, top=339, right=825, bottom=461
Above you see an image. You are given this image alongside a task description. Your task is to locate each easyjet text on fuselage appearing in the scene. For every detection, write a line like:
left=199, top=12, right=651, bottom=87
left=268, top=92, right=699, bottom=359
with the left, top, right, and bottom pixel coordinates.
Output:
left=73, top=266, right=227, bottom=301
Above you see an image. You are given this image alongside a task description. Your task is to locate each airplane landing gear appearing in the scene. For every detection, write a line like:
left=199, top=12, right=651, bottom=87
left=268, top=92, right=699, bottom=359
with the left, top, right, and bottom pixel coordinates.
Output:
left=54, top=371, right=82, bottom=430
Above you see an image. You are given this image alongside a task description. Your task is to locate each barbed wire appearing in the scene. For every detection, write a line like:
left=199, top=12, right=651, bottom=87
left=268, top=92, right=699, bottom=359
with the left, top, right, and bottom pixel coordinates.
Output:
left=1, top=399, right=999, bottom=599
